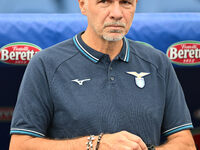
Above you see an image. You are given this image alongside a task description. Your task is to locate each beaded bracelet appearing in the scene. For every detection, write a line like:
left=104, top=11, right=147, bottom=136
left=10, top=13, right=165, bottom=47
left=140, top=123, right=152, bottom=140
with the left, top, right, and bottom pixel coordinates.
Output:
left=95, top=133, right=104, bottom=150
left=86, top=135, right=95, bottom=150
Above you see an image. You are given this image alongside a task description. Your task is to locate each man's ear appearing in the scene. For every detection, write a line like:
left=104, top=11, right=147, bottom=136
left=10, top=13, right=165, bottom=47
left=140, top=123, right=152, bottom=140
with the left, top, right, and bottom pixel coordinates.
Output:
left=78, top=0, right=87, bottom=15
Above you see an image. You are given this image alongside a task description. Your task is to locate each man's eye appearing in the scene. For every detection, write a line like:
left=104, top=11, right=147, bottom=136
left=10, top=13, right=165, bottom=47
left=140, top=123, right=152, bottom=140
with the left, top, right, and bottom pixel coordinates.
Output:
left=97, top=0, right=110, bottom=7
left=121, top=0, right=132, bottom=4
left=99, top=0, right=107, bottom=3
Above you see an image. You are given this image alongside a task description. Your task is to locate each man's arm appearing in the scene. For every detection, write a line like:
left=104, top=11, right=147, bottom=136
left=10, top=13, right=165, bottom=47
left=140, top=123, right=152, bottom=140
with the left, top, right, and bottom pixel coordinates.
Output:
left=9, top=131, right=148, bottom=150
left=9, top=134, right=86, bottom=150
left=156, top=130, right=196, bottom=150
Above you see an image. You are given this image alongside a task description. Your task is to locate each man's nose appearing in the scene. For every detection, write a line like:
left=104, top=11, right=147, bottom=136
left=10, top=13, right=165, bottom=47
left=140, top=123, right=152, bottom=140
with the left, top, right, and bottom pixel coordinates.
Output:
left=109, top=3, right=123, bottom=20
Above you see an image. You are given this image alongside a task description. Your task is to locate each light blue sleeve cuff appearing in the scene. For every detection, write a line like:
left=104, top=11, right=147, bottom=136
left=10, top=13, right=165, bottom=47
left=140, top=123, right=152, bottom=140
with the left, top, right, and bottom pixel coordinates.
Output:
left=10, top=128, right=45, bottom=137
left=162, top=123, right=193, bottom=137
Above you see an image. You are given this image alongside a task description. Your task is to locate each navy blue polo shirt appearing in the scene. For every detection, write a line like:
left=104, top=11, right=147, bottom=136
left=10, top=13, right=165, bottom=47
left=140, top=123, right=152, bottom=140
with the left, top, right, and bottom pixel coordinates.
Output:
left=10, top=32, right=193, bottom=145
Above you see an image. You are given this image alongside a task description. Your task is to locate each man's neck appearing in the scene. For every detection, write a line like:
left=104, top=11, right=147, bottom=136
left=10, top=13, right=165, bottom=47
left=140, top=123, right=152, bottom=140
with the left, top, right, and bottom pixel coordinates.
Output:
left=81, top=30, right=123, bottom=61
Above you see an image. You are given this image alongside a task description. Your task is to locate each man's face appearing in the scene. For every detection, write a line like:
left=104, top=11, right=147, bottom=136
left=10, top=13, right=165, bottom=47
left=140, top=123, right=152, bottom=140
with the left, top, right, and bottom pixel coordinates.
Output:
left=80, top=0, right=137, bottom=41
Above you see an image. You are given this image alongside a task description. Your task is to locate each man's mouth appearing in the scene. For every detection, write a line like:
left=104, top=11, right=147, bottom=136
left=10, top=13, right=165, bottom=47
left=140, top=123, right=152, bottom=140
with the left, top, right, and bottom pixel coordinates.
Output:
left=104, top=22, right=126, bottom=28
left=105, top=25, right=124, bottom=28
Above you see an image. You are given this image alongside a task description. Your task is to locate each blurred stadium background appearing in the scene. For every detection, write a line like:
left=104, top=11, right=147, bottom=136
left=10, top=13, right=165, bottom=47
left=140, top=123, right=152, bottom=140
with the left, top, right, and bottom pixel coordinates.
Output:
left=0, top=0, right=199, bottom=149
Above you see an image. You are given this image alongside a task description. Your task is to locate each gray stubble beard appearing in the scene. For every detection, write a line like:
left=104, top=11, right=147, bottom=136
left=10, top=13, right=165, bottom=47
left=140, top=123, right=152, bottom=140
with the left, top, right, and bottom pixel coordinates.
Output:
left=103, top=31, right=125, bottom=42
left=102, top=22, right=126, bottom=41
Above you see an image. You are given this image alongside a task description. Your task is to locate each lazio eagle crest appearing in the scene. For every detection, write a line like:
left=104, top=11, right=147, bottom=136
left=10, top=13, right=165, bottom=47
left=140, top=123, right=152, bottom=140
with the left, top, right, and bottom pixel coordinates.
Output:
left=126, top=72, right=150, bottom=88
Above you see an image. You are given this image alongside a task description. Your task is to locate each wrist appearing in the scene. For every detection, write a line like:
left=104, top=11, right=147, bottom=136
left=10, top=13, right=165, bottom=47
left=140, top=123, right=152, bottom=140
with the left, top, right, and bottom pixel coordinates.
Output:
left=154, top=146, right=163, bottom=150
left=95, top=133, right=104, bottom=150
left=86, top=133, right=104, bottom=150
left=97, top=134, right=109, bottom=150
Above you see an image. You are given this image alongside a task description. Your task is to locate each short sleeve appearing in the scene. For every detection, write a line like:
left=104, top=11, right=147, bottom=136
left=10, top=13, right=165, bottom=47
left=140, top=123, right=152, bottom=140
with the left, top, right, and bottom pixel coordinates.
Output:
left=161, top=59, right=193, bottom=137
left=10, top=54, right=53, bottom=137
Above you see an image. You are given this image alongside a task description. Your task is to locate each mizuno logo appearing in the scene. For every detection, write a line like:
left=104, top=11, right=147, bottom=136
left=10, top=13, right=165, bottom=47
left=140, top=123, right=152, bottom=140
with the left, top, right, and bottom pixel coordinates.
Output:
left=72, top=79, right=91, bottom=85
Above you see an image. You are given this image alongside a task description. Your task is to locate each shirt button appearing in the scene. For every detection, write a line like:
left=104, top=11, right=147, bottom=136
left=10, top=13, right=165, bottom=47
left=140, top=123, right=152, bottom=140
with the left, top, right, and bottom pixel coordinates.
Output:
left=110, top=67, right=112, bottom=71
left=110, top=76, right=115, bottom=81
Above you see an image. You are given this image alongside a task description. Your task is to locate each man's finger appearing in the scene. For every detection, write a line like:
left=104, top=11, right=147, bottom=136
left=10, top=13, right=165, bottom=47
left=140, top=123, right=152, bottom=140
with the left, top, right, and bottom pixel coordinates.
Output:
left=120, top=131, right=147, bottom=150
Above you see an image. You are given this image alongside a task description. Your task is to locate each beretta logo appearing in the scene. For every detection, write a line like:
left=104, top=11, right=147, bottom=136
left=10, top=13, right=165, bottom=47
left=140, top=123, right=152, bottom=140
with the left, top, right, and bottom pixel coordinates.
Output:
left=0, top=42, right=42, bottom=65
left=166, top=41, right=200, bottom=66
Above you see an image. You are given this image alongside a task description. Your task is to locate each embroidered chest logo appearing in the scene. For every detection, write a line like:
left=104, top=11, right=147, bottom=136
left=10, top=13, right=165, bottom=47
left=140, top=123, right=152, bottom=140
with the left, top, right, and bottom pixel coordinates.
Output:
left=126, top=72, right=150, bottom=88
left=72, top=79, right=91, bottom=85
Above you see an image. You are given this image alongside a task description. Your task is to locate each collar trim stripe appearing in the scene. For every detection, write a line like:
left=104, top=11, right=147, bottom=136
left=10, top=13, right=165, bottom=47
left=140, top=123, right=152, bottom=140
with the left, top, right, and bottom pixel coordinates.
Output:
left=124, top=37, right=130, bottom=62
left=73, top=35, right=99, bottom=63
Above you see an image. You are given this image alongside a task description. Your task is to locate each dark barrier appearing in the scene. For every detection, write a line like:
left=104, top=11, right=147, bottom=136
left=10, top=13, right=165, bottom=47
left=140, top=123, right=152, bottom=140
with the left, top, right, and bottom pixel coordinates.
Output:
left=0, top=13, right=200, bottom=150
